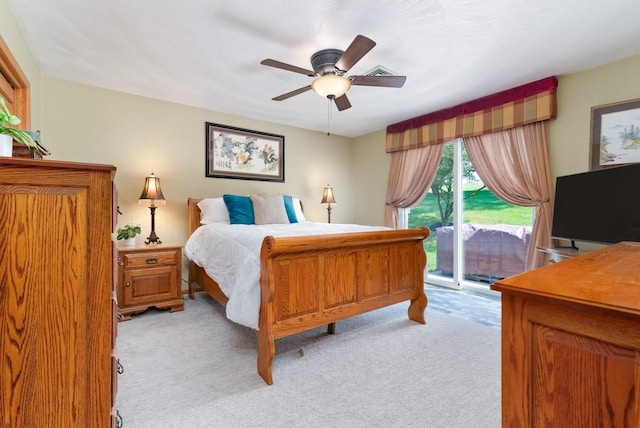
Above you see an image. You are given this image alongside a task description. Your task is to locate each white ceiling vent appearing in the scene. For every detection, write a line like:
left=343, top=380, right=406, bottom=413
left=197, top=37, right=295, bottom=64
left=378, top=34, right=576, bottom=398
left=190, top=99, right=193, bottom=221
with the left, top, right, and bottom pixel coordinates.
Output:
left=365, top=65, right=397, bottom=76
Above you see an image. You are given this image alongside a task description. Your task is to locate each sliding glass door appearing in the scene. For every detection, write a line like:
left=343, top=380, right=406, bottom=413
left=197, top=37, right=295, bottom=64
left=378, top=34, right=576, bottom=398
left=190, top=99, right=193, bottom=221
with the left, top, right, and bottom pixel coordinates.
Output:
left=407, top=139, right=533, bottom=290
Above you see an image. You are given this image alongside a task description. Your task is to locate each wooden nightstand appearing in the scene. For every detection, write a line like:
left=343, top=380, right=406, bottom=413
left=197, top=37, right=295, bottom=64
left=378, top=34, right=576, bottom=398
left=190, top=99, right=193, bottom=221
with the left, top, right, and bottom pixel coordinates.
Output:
left=116, top=243, right=184, bottom=320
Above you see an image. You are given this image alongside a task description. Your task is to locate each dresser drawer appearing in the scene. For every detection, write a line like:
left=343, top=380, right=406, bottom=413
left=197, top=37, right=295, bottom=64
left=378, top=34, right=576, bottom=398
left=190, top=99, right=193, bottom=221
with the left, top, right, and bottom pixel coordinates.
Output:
left=121, top=250, right=178, bottom=269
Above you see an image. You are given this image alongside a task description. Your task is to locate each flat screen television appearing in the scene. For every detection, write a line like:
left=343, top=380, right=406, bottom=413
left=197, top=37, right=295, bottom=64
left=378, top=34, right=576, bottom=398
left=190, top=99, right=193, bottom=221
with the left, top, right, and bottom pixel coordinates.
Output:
left=551, top=163, right=640, bottom=247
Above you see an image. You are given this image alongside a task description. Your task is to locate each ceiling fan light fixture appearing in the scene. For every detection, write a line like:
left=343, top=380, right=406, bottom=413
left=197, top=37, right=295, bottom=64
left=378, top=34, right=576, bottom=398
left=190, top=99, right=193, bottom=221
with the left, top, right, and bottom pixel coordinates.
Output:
left=311, top=75, right=351, bottom=99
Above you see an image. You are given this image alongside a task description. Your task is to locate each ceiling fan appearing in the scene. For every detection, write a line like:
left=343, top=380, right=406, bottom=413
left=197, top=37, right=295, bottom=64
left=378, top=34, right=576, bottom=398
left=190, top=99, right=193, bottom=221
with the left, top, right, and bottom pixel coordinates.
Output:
left=260, top=35, right=406, bottom=111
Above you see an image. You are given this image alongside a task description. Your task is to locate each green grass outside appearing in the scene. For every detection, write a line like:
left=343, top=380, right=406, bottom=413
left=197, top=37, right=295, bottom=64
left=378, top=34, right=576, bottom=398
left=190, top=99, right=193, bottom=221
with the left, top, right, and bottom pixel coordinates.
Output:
left=409, top=186, right=532, bottom=271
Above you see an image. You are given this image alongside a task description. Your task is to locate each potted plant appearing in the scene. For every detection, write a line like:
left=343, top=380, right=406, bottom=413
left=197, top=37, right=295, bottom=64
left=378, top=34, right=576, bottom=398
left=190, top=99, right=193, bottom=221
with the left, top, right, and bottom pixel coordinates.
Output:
left=117, top=223, right=142, bottom=246
left=0, top=95, right=37, bottom=157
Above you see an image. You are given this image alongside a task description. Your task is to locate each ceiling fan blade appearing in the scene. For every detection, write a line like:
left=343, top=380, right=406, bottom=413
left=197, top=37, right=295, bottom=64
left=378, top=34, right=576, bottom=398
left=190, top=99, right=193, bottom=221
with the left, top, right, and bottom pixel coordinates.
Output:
left=272, top=85, right=313, bottom=101
left=260, top=59, right=315, bottom=76
left=335, top=35, right=376, bottom=72
left=350, top=75, right=407, bottom=88
left=334, top=94, right=352, bottom=111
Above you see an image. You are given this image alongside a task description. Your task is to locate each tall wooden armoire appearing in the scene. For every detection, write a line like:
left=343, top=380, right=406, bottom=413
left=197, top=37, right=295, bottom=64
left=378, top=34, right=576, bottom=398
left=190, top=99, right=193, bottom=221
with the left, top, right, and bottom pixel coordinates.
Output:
left=0, top=158, right=117, bottom=427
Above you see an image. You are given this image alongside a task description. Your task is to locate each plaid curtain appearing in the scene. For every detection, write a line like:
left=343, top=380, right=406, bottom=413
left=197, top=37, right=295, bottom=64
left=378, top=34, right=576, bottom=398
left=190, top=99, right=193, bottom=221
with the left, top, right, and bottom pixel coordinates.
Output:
left=385, top=77, right=557, bottom=153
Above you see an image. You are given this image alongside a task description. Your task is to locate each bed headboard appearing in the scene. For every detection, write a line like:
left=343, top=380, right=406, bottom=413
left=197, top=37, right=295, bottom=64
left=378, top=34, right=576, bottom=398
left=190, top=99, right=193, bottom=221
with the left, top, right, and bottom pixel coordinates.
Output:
left=187, top=197, right=304, bottom=235
left=187, top=198, right=203, bottom=235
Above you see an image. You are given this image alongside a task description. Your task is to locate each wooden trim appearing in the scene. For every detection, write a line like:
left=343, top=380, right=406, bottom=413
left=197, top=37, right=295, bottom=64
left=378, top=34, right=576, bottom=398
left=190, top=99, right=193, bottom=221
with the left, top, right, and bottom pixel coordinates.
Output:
left=0, top=35, right=31, bottom=128
left=0, top=71, right=14, bottom=103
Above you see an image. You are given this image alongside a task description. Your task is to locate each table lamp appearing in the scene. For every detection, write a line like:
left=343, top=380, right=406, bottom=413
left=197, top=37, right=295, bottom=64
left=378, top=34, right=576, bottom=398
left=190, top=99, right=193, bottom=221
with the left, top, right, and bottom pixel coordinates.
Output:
left=138, top=172, right=166, bottom=244
left=321, top=184, right=336, bottom=223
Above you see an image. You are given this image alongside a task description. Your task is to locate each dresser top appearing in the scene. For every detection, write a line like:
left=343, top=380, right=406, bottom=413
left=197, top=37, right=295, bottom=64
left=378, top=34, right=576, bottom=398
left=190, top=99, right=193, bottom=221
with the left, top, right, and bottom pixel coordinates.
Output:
left=0, top=157, right=115, bottom=171
left=492, top=241, right=640, bottom=315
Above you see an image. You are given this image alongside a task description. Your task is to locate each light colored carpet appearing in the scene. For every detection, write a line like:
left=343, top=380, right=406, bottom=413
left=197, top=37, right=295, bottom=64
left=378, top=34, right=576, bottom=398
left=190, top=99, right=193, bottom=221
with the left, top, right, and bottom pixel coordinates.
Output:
left=116, top=292, right=501, bottom=428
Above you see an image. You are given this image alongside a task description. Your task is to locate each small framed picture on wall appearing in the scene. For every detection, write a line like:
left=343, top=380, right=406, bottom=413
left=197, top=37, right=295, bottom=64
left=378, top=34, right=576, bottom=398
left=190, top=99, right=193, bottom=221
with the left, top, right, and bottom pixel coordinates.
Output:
left=590, top=98, right=640, bottom=170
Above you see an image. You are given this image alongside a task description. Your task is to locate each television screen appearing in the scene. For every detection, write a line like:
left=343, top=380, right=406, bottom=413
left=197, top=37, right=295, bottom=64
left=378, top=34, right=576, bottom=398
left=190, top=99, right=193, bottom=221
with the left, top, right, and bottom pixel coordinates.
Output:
left=552, top=164, right=640, bottom=245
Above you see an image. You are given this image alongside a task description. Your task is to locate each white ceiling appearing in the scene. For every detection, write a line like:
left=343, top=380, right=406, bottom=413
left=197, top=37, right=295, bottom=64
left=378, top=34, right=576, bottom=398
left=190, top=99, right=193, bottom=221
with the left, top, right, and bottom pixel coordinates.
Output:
left=8, top=0, right=640, bottom=138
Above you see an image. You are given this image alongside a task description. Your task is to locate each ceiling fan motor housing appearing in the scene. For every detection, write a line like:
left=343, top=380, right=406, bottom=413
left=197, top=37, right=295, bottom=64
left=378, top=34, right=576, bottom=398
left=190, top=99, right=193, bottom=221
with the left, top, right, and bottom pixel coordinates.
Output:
left=310, top=49, right=344, bottom=75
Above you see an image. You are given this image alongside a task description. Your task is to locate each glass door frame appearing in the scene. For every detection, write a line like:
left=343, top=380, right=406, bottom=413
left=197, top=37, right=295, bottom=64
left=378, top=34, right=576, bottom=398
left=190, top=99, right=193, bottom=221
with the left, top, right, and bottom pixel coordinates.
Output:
left=425, top=140, right=463, bottom=290
left=411, top=139, right=501, bottom=296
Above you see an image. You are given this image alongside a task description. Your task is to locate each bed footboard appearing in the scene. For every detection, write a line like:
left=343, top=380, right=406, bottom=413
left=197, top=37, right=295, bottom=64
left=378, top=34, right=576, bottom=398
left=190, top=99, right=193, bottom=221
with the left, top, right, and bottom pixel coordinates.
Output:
left=186, top=197, right=429, bottom=385
left=256, top=228, right=429, bottom=384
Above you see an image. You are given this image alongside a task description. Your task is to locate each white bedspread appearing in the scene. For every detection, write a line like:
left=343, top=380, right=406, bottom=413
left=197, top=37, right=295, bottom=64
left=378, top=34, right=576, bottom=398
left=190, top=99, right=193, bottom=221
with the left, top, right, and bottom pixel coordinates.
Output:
left=184, top=222, right=388, bottom=329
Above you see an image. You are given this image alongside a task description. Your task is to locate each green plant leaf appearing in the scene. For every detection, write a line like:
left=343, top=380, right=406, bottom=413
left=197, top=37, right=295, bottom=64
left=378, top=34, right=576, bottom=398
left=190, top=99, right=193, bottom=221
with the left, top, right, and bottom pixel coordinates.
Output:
left=1, top=128, right=36, bottom=147
left=0, top=95, right=35, bottom=147
left=116, top=223, right=142, bottom=240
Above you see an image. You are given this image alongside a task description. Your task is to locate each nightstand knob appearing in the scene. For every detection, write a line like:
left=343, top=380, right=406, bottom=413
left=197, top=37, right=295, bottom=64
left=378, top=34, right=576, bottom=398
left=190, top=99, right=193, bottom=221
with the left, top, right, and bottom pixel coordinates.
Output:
left=125, top=282, right=131, bottom=288
left=145, top=258, right=158, bottom=264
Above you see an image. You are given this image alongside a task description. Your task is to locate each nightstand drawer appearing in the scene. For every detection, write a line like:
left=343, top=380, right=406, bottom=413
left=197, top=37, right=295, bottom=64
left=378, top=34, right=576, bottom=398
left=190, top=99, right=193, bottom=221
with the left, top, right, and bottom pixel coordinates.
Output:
left=121, top=250, right=178, bottom=269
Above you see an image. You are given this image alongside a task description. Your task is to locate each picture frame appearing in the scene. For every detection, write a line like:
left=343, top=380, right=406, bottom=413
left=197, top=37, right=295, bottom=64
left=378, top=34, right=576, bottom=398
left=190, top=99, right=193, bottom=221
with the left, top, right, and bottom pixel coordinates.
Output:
left=205, top=122, right=284, bottom=182
left=590, top=98, right=640, bottom=170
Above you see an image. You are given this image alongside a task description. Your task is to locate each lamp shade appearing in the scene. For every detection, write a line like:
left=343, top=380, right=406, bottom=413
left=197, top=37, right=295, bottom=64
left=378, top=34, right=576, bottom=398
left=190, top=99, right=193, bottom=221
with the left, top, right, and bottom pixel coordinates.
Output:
left=311, top=75, right=351, bottom=99
left=138, top=173, right=166, bottom=205
left=321, top=185, right=336, bottom=204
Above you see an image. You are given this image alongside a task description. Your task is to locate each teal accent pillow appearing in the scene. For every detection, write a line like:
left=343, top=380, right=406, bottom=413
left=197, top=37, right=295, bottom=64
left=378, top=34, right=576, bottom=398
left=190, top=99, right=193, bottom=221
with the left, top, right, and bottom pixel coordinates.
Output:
left=282, top=195, right=298, bottom=223
left=222, top=194, right=254, bottom=224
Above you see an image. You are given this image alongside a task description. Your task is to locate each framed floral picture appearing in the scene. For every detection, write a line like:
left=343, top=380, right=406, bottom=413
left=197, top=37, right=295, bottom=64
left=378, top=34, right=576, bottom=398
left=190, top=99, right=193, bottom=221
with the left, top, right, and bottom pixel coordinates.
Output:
left=590, top=98, right=640, bottom=170
left=205, top=122, right=284, bottom=182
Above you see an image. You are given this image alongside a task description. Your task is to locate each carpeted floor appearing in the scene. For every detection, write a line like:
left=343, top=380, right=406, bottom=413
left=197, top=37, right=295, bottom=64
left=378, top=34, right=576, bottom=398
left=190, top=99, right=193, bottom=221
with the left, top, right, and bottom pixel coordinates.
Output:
left=115, top=288, right=501, bottom=428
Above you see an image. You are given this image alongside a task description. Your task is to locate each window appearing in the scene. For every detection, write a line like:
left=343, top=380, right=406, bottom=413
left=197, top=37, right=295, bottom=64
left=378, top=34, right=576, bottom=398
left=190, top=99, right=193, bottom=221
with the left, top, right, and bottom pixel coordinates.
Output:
left=407, top=139, right=533, bottom=290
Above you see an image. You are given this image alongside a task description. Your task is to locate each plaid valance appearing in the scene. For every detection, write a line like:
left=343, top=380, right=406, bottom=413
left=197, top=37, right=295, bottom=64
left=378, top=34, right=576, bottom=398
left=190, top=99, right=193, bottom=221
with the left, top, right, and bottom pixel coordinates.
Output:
left=386, top=76, right=558, bottom=153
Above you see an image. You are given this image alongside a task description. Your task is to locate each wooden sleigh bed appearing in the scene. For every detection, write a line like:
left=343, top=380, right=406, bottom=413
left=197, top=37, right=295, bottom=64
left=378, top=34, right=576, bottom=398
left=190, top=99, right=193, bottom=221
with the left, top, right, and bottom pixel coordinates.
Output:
left=187, top=197, right=430, bottom=384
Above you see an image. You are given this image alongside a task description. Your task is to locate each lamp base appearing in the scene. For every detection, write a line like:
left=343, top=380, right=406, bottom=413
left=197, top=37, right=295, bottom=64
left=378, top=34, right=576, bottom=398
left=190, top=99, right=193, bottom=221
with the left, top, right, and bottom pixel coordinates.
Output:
left=145, top=204, right=162, bottom=244
left=145, top=230, right=162, bottom=245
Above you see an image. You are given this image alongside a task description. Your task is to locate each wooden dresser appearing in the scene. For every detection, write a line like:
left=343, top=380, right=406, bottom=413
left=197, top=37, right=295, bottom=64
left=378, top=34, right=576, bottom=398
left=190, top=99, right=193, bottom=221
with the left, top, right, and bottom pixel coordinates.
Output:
left=491, top=242, right=640, bottom=427
left=0, top=158, right=118, bottom=427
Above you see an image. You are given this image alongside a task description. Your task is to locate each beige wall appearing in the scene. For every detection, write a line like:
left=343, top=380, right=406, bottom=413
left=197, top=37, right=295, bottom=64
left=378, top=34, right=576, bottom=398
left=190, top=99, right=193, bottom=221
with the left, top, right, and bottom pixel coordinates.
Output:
left=35, top=53, right=637, bottom=280
left=550, top=54, right=640, bottom=178
left=351, top=129, right=389, bottom=226
left=42, top=78, right=355, bottom=245
left=0, top=0, right=42, bottom=129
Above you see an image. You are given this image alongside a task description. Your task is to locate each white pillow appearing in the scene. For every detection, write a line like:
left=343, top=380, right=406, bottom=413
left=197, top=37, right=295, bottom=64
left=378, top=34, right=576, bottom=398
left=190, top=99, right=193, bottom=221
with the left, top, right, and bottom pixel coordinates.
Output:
left=250, top=194, right=290, bottom=225
left=197, top=198, right=230, bottom=224
left=293, top=197, right=306, bottom=222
